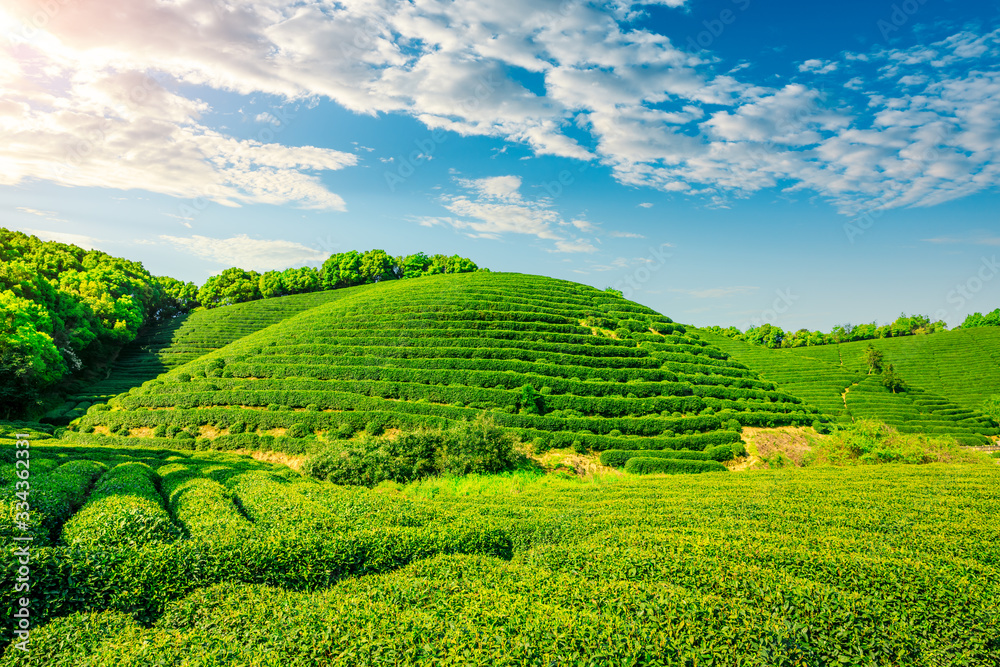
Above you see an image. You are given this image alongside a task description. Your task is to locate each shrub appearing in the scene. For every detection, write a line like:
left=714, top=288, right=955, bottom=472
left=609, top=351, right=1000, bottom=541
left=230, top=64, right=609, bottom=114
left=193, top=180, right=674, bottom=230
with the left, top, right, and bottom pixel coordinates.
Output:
left=439, top=417, right=518, bottom=475
left=624, top=457, right=728, bottom=475
left=286, top=424, right=309, bottom=438
left=600, top=449, right=710, bottom=468
left=177, top=373, right=192, bottom=383
left=813, top=420, right=831, bottom=435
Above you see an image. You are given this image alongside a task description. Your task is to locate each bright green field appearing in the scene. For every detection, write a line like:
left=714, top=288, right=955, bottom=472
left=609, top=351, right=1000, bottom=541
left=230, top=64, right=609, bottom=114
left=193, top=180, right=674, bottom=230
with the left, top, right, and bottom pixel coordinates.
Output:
left=2, top=436, right=998, bottom=665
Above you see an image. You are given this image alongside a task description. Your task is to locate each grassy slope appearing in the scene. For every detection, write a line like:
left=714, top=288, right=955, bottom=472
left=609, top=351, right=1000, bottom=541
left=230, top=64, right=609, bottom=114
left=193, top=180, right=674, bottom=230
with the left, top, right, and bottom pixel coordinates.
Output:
left=54, top=287, right=374, bottom=412
left=68, top=272, right=822, bottom=453
left=699, top=329, right=999, bottom=442
left=793, top=327, right=1000, bottom=409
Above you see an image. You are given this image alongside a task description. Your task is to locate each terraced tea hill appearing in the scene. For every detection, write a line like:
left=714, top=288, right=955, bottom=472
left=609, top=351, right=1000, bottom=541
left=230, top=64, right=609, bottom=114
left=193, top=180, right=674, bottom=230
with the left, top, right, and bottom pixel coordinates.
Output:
left=6, top=456, right=998, bottom=665
left=813, top=327, right=1000, bottom=410
left=700, top=330, right=999, bottom=444
left=71, top=273, right=820, bottom=455
left=45, top=288, right=371, bottom=423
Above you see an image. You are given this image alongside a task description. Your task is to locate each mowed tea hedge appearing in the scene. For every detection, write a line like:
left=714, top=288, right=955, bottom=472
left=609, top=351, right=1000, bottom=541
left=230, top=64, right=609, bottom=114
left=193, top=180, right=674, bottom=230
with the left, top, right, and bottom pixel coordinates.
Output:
left=69, top=272, right=819, bottom=458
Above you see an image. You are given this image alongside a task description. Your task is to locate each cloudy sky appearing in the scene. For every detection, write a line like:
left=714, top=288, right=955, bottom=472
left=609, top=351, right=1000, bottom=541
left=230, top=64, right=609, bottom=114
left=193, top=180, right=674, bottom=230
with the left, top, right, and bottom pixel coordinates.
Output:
left=1, top=0, right=998, bottom=330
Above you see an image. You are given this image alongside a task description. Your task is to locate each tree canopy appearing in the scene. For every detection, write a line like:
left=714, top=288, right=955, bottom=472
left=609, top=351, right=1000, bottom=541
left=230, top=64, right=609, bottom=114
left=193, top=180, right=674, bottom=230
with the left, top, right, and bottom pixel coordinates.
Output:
left=0, top=228, right=196, bottom=416
left=708, top=313, right=949, bottom=350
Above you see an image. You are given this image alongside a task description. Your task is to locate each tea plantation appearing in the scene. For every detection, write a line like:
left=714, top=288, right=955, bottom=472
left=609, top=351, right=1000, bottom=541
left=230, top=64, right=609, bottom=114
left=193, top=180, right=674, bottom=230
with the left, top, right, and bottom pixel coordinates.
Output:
left=42, top=287, right=373, bottom=425
left=699, top=330, right=1000, bottom=445
left=1, top=433, right=997, bottom=665
left=4, top=273, right=998, bottom=664
left=67, top=272, right=820, bottom=457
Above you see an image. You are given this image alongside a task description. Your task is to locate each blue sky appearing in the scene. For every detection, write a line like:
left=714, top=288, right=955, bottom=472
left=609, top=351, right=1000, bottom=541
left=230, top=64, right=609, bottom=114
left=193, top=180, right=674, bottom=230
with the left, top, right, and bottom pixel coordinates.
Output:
left=1, top=0, right=998, bottom=331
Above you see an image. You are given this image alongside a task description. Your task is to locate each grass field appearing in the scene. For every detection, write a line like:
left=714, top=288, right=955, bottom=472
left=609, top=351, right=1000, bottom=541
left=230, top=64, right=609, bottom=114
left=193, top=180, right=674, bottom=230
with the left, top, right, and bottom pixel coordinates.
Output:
left=2, top=432, right=998, bottom=665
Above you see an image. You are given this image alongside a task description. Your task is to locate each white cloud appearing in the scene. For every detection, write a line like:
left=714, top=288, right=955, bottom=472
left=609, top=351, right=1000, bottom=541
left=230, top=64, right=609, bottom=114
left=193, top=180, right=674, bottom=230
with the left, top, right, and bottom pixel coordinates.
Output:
left=637, top=202, right=653, bottom=208
left=0, top=28, right=357, bottom=210
left=609, top=230, right=646, bottom=238
left=159, top=234, right=328, bottom=271
left=552, top=238, right=598, bottom=253
left=798, top=59, right=838, bottom=74
left=427, top=175, right=598, bottom=252
left=16, top=207, right=57, bottom=217
left=15, top=227, right=101, bottom=249
left=0, top=3, right=997, bottom=216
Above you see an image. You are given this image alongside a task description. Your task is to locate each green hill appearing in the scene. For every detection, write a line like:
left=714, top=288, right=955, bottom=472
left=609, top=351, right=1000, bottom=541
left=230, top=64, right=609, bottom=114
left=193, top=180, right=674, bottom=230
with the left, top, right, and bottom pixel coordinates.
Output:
left=699, top=329, right=1000, bottom=444
left=68, top=272, right=819, bottom=455
left=42, top=287, right=373, bottom=424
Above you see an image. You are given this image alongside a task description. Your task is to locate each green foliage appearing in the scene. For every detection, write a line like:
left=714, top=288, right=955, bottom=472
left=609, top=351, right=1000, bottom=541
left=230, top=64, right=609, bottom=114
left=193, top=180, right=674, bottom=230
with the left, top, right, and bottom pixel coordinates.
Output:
left=302, top=417, right=518, bottom=486
left=812, top=419, right=986, bottom=465
left=60, top=462, right=182, bottom=549
left=701, top=328, right=1000, bottom=440
left=197, top=268, right=262, bottom=309
left=599, top=448, right=712, bottom=468
left=864, top=343, right=885, bottom=375
left=0, top=460, right=107, bottom=545
left=77, top=273, right=814, bottom=462
left=623, top=456, right=728, bottom=474
left=960, top=308, right=1000, bottom=329
left=708, top=312, right=949, bottom=350
left=981, top=395, right=1000, bottom=424
left=0, top=228, right=193, bottom=416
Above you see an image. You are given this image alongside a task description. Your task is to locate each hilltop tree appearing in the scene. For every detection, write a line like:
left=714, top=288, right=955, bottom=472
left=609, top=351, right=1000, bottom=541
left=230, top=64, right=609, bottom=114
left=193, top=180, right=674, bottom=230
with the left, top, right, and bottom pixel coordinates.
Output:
left=961, top=309, right=1000, bottom=328
left=864, top=343, right=884, bottom=375
left=198, top=268, right=262, bottom=308
left=359, top=249, right=397, bottom=283
left=281, top=266, right=320, bottom=294
left=881, top=364, right=906, bottom=393
left=258, top=271, right=285, bottom=299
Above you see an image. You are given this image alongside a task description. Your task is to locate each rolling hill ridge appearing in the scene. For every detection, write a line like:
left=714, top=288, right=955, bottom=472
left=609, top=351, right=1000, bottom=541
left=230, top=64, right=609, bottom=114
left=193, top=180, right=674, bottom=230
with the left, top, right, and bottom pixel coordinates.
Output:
left=68, top=272, right=819, bottom=454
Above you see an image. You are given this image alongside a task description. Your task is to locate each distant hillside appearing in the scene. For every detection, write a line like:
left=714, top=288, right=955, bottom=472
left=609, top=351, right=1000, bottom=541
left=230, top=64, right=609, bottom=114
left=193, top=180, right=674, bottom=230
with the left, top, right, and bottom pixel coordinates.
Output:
left=699, top=329, right=1000, bottom=444
left=66, top=272, right=819, bottom=455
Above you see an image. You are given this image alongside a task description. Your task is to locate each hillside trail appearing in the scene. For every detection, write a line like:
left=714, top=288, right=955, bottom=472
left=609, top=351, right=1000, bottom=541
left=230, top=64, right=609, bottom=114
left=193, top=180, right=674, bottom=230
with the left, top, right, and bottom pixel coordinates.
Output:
left=841, top=383, right=856, bottom=410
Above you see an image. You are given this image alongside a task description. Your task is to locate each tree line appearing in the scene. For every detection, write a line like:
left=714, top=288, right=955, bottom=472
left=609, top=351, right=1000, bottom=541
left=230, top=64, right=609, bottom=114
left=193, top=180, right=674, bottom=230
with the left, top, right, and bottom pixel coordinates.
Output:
left=0, top=228, right=481, bottom=416
left=707, top=313, right=949, bottom=350
left=197, top=250, right=479, bottom=308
